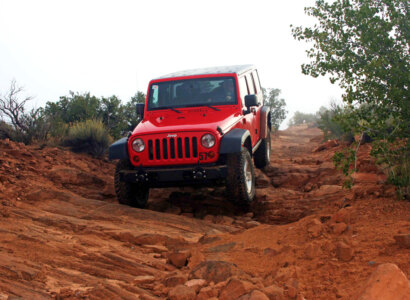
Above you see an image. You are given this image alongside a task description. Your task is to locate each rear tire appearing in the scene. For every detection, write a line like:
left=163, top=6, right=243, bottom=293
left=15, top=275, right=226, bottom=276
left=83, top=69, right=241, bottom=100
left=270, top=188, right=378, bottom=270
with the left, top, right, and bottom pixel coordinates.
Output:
left=254, top=130, right=271, bottom=169
left=226, top=148, right=255, bottom=207
left=114, top=159, right=149, bottom=208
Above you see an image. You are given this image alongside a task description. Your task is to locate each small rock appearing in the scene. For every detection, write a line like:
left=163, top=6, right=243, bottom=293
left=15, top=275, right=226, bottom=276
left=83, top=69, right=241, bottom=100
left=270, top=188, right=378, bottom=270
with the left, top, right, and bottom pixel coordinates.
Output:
left=164, top=274, right=187, bottom=287
left=313, top=139, right=338, bottom=152
left=134, top=275, right=155, bottom=284
left=168, top=285, right=196, bottom=300
left=189, top=261, right=243, bottom=283
left=336, top=241, right=354, bottom=261
left=357, top=263, right=410, bottom=300
left=331, top=208, right=351, bottom=224
left=197, top=286, right=219, bottom=300
left=263, top=284, right=284, bottom=299
left=332, top=222, right=348, bottom=235
left=187, top=248, right=206, bottom=270
left=240, top=290, right=270, bottom=300
left=168, top=251, right=190, bottom=268
left=245, top=221, right=261, bottom=229
left=393, top=234, right=410, bottom=249
left=219, top=278, right=255, bottom=300
left=307, top=218, right=323, bottom=238
left=184, top=279, right=206, bottom=292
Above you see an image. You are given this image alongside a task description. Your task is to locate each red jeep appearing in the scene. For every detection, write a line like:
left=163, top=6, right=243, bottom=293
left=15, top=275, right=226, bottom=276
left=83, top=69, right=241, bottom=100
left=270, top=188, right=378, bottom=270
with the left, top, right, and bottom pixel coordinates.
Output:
left=109, top=65, right=271, bottom=208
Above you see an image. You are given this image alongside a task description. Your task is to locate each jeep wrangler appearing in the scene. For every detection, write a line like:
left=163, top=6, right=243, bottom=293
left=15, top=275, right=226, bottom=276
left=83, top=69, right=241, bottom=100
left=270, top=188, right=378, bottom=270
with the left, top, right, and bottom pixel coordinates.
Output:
left=109, top=65, right=271, bottom=208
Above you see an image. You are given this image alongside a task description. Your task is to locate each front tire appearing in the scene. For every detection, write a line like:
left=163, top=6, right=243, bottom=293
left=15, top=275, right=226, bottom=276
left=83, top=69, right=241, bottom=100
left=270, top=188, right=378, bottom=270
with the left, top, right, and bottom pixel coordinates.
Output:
left=114, top=159, right=149, bottom=208
left=226, top=148, right=256, bottom=207
left=254, top=130, right=271, bottom=169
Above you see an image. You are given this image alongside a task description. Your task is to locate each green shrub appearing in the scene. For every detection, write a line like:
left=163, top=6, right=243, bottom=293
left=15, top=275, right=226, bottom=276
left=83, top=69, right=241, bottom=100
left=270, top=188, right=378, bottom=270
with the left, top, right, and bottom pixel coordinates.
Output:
left=317, top=104, right=355, bottom=143
left=0, top=121, right=15, bottom=140
left=64, top=119, right=113, bottom=157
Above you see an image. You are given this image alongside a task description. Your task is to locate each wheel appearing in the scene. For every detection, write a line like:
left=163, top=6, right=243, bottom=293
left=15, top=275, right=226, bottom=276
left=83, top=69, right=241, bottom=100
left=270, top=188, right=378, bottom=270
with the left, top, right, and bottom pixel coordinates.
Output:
left=254, top=130, right=271, bottom=168
left=114, top=159, right=149, bottom=208
left=226, top=148, right=256, bottom=207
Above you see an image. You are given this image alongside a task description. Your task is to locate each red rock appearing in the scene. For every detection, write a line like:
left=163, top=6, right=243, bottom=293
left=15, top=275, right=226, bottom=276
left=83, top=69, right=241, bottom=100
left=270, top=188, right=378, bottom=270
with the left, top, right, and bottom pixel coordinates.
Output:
left=263, top=284, right=284, bottom=299
left=304, top=243, right=321, bottom=260
left=168, top=285, right=196, bottom=300
left=313, top=139, right=338, bottom=152
left=357, top=263, right=410, bottom=300
left=184, top=279, right=206, bottom=293
left=336, top=241, right=354, bottom=261
left=219, top=278, right=255, bottom=300
left=196, top=286, right=219, bottom=300
left=189, top=261, right=243, bottom=283
left=164, top=274, right=187, bottom=287
left=168, top=251, right=190, bottom=268
left=239, top=290, right=270, bottom=300
left=394, top=234, right=410, bottom=249
left=331, top=208, right=351, bottom=224
left=245, top=221, right=261, bottom=229
left=187, top=248, right=205, bottom=270
left=332, top=222, right=348, bottom=235
left=307, top=218, right=323, bottom=238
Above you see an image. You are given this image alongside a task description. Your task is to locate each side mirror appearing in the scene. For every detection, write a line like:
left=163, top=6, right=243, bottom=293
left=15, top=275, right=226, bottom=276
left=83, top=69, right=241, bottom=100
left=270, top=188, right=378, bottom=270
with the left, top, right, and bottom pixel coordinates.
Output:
left=136, top=103, right=145, bottom=119
left=245, top=94, right=258, bottom=108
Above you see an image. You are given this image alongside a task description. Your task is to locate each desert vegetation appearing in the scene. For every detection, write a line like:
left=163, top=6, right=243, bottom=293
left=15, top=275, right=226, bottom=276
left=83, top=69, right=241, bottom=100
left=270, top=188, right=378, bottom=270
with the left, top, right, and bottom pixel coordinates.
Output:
left=291, top=0, right=409, bottom=199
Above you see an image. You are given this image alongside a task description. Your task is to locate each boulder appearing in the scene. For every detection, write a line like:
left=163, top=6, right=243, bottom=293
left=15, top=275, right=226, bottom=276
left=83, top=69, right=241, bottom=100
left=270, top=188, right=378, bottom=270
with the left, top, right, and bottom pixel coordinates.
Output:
left=263, top=284, right=285, bottom=300
left=219, top=278, right=255, bottom=300
left=357, top=263, right=410, bottom=300
left=196, top=286, right=219, bottom=300
left=168, top=285, right=196, bottom=300
left=336, top=241, right=354, bottom=262
left=168, top=251, right=190, bottom=268
left=189, top=261, right=243, bottom=283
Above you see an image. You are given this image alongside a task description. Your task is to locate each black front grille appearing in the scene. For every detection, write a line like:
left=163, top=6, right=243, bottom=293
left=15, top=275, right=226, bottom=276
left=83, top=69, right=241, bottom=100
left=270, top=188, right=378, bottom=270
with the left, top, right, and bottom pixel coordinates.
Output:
left=147, top=137, right=198, bottom=160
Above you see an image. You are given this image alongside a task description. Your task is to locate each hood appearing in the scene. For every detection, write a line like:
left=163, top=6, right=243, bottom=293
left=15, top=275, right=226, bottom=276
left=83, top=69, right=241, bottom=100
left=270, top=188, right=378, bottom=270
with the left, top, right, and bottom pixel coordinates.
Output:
left=132, top=106, right=241, bottom=136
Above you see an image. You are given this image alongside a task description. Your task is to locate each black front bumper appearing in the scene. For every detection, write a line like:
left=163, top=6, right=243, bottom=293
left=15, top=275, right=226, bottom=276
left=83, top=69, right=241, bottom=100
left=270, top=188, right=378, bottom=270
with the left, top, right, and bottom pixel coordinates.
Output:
left=119, top=164, right=228, bottom=188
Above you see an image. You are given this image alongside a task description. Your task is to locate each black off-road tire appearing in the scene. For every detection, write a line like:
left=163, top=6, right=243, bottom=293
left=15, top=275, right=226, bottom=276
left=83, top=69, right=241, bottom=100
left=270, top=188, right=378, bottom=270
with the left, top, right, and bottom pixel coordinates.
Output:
left=114, top=159, right=149, bottom=208
left=254, top=130, right=271, bottom=169
left=226, top=148, right=256, bottom=207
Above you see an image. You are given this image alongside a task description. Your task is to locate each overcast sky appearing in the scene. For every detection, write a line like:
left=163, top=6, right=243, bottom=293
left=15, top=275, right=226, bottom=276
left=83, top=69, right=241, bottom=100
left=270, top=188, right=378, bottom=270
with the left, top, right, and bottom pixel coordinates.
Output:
left=0, top=0, right=343, bottom=127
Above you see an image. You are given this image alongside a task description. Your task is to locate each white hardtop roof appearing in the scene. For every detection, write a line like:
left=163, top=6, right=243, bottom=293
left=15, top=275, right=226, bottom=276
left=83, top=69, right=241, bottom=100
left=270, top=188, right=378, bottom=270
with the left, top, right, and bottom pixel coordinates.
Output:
left=154, top=64, right=255, bottom=80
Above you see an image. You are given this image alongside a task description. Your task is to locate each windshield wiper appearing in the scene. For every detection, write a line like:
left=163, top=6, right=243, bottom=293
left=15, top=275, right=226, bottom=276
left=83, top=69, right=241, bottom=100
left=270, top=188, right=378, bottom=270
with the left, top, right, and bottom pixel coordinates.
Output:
left=161, top=106, right=182, bottom=114
left=205, top=105, right=220, bottom=111
left=188, top=104, right=221, bottom=111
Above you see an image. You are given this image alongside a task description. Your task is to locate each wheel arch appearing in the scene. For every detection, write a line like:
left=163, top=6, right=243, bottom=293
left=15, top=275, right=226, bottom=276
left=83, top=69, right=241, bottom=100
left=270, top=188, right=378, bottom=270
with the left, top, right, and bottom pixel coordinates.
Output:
left=109, top=137, right=129, bottom=160
left=220, top=128, right=252, bottom=156
left=260, top=106, right=271, bottom=139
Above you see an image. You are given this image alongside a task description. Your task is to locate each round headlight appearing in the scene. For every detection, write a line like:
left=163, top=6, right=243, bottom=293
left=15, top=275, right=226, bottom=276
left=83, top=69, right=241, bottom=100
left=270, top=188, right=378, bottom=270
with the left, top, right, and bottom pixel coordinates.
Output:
left=201, top=134, right=215, bottom=148
left=132, top=138, right=145, bottom=152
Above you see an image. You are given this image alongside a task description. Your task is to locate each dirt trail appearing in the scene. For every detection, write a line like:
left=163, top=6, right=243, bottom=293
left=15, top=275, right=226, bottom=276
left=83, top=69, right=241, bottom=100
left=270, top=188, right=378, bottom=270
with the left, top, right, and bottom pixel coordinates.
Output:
left=0, top=125, right=408, bottom=299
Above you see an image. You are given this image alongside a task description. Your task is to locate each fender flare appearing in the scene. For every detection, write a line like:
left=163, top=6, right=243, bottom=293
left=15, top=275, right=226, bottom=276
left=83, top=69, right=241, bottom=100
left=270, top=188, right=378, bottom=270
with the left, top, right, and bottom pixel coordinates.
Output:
left=220, top=128, right=251, bottom=155
left=260, top=106, right=271, bottom=139
left=109, top=137, right=129, bottom=160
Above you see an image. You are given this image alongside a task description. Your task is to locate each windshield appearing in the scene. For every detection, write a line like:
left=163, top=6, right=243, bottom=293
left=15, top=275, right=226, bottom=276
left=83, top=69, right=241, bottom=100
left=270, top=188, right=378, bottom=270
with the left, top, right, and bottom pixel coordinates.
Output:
left=147, top=77, right=237, bottom=111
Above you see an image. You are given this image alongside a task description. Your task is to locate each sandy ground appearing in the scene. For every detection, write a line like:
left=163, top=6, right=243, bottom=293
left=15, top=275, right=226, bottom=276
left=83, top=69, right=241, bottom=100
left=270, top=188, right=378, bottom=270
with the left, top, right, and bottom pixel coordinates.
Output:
left=0, top=124, right=408, bottom=299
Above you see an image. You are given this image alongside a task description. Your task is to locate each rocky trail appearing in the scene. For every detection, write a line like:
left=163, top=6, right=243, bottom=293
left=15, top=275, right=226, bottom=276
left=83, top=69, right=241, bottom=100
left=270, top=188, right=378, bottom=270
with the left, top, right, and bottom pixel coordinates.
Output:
left=0, top=125, right=408, bottom=299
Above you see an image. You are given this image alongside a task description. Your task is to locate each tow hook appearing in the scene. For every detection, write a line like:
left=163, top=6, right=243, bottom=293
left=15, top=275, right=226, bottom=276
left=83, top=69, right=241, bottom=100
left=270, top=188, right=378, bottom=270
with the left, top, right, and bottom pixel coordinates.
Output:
left=136, top=171, right=149, bottom=182
left=192, top=168, right=206, bottom=180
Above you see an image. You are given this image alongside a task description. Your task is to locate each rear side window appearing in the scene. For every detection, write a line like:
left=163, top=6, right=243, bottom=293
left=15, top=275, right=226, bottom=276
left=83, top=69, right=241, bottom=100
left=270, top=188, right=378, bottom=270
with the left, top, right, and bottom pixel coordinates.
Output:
left=250, top=72, right=259, bottom=94
left=246, top=74, right=255, bottom=94
left=252, top=70, right=262, bottom=93
left=239, top=76, right=249, bottom=105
